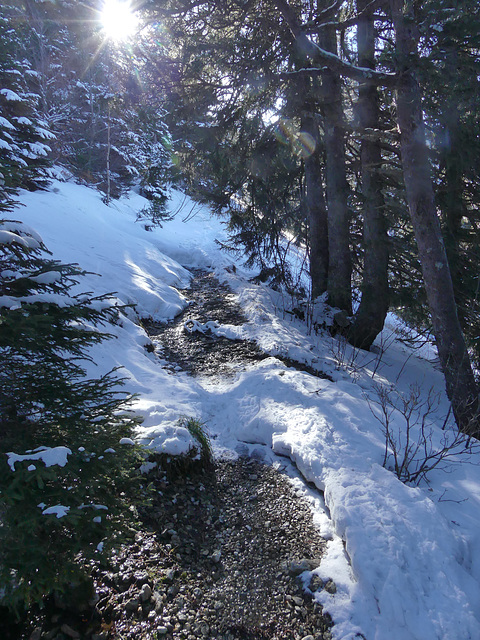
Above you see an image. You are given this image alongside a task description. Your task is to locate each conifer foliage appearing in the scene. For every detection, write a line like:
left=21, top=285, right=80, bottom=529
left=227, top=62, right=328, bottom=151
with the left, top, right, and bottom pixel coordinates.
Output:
left=0, top=3, right=54, bottom=212
left=0, top=220, right=143, bottom=612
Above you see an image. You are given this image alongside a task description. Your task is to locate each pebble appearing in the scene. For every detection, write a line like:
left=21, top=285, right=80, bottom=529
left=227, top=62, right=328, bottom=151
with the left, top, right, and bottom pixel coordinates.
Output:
left=125, top=597, right=139, bottom=613
left=156, top=626, right=168, bottom=635
left=139, top=583, right=152, bottom=601
left=324, top=579, right=337, bottom=594
left=286, top=558, right=319, bottom=576
left=211, top=549, right=221, bottom=563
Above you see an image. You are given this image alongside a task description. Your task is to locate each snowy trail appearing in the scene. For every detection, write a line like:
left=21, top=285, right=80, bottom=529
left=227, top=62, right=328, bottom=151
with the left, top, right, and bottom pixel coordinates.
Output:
left=15, top=181, right=480, bottom=640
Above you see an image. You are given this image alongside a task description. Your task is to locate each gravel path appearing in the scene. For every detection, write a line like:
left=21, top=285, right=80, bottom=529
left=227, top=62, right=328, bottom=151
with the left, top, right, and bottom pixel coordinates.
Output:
left=91, top=457, right=334, bottom=640
left=144, top=269, right=331, bottom=381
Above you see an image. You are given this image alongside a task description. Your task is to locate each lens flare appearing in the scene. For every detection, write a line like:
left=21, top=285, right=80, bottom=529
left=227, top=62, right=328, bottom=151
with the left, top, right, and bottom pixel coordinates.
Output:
left=275, top=118, right=317, bottom=158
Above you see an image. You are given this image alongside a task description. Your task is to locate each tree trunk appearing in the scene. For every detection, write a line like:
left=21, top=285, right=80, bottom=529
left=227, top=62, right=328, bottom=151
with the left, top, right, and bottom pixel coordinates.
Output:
left=348, top=0, right=389, bottom=349
left=300, top=109, right=329, bottom=299
left=390, top=0, right=480, bottom=435
left=318, top=23, right=352, bottom=313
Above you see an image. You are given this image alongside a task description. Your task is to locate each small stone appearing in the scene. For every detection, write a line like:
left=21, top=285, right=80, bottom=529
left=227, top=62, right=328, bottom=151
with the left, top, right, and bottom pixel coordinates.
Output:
left=29, top=628, right=42, bottom=640
left=324, top=579, right=337, bottom=594
left=211, top=550, right=221, bottom=563
left=156, top=627, right=168, bottom=636
left=333, top=310, right=350, bottom=328
left=167, top=584, right=179, bottom=597
left=301, top=636, right=315, bottom=640
left=60, top=624, right=80, bottom=639
left=286, top=558, right=316, bottom=576
left=165, top=568, right=176, bottom=581
left=139, top=583, right=152, bottom=602
left=308, top=574, right=324, bottom=592
left=200, top=622, right=210, bottom=636
left=125, top=597, right=140, bottom=613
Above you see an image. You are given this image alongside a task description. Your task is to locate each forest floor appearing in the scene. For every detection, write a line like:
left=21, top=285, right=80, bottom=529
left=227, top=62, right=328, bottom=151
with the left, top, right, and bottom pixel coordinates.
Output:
left=4, top=271, right=335, bottom=640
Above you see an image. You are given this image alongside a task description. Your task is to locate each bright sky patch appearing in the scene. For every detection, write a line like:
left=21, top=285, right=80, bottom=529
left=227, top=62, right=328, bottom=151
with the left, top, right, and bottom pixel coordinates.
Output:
left=101, top=0, right=138, bottom=42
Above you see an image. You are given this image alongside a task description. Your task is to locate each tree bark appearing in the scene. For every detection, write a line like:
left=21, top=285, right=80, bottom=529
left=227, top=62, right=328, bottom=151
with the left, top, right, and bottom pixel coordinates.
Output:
left=390, top=0, right=480, bottom=435
left=300, top=109, right=329, bottom=299
left=318, top=22, right=352, bottom=313
left=348, top=0, right=389, bottom=349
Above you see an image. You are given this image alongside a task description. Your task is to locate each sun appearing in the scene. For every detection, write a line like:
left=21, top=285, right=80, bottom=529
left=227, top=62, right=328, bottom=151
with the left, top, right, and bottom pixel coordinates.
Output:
left=101, top=0, right=139, bottom=41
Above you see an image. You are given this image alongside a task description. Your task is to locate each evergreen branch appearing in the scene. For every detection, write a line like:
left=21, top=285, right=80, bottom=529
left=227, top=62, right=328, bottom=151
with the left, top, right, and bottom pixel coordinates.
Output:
left=273, top=0, right=398, bottom=86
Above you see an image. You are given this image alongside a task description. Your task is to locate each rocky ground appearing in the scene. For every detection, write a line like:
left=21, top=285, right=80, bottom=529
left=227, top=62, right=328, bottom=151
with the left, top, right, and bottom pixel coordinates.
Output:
left=7, top=458, right=334, bottom=640
left=144, top=269, right=331, bottom=381
left=3, top=270, right=336, bottom=640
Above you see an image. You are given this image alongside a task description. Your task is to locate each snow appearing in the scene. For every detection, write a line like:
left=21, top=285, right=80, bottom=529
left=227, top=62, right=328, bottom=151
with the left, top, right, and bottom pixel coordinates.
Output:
left=40, top=505, right=70, bottom=519
left=7, top=446, right=72, bottom=471
left=0, top=88, right=22, bottom=101
left=12, top=178, right=480, bottom=640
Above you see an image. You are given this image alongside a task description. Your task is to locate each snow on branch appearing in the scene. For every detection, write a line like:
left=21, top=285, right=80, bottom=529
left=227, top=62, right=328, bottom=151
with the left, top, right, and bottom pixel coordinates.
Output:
left=274, top=0, right=398, bottom=87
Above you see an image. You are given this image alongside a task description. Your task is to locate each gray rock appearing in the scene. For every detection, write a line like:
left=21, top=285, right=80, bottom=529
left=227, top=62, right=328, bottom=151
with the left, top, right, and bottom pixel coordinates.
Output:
left=211, top=549, right=222, bottom=563
left=286, top=558, right=317, bottom=576
left=324, top=579, right=337, bottom=594
left=140, top=583, right=152, bottom=602
left=308, top=574, right=324, bottom=592
left=192, top=587, right=203, bottom=601
left=156, top=627, right=168, bottom=636
left=125, top=597, right=140, bottom=613
left=165, top=568, right=176, bottom=581
left=250, top=448, right=266, bottom=461
left=333, top=310, right=351, bottom=328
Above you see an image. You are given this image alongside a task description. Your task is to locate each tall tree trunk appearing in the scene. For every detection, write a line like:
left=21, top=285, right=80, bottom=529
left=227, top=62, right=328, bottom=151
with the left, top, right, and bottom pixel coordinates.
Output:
left=390, top=0, right=480, bottom=435
left=300, top=105, right=329, bottom=299
left=439, top=107, right=468, bottom=324
left=437, top=46, right=470, bottom=327
left=318, top=23, right=352, bottom=313
left=348, top=0, right=389, bottom=349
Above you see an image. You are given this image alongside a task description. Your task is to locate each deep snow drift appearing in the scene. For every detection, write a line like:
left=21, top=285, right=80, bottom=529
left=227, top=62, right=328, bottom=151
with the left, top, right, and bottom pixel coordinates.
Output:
left=8, top=179, right=480, bottom=640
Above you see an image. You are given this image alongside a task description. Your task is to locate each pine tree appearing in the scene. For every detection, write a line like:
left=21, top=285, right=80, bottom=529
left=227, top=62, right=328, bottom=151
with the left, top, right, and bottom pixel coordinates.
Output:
left=0, top=2, right=54, bottom=212
left=0, top=219, right=143, bottom=612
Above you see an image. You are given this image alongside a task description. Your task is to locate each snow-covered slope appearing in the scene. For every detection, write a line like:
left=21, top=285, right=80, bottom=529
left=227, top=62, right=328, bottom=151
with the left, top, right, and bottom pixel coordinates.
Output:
left=11, top=179, right=480, bottom=639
